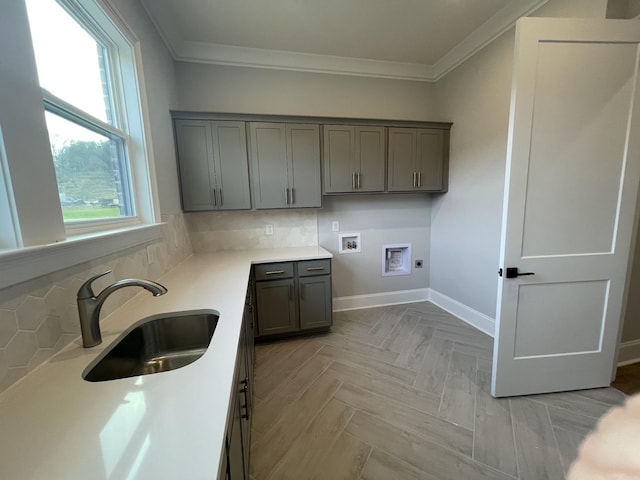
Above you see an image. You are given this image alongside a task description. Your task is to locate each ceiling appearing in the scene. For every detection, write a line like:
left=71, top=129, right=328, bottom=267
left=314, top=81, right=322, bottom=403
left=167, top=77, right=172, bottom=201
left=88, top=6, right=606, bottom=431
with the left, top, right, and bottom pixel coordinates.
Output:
left=141, top=0, right=548, bottom=82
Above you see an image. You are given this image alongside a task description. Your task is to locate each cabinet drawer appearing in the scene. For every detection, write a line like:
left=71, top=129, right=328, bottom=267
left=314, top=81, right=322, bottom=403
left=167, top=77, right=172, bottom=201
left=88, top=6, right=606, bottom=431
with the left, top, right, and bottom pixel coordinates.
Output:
left=297, top=259, right=331, bottom=277
left=254, top=262, right=294, bottom=281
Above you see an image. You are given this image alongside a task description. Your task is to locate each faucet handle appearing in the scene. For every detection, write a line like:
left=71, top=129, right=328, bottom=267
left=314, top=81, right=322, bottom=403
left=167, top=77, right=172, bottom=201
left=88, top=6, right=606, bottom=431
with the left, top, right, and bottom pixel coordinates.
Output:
left=77, top=271, right=112, bottom=299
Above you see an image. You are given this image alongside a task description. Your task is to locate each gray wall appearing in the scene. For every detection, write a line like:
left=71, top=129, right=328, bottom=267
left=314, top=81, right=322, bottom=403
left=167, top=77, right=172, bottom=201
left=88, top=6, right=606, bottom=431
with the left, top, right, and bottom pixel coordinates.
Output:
left=176, top=63, right=438, bottom=120
left=428, top=0, right=611, bottom=320
left=318, top=195, right=430, bottom=297
left=430, top=30, right=514, bottom=318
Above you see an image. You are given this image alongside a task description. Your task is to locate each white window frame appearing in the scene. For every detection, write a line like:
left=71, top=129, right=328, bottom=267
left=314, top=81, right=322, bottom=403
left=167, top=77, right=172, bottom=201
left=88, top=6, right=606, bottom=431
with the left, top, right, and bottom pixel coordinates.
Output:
left=0, top=0, right=162, bottom=290
left=38, top=0, right=154, bottom=235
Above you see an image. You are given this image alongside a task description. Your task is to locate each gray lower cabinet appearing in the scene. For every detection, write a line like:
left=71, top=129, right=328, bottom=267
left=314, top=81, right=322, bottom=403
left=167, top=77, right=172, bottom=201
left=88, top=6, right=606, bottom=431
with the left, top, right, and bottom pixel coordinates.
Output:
left=298, top=275, right=332, bottom=330
left=255, top=259, right=332, bottom=339
left=174, top=120, right=251, bottom=211
left=387, top=127, right=448, bottom=192
left=220, top=284, right=255, bottom=480
left=248, top=122, right=321, bottom=209
left=323, top=125, right=386, bottom=193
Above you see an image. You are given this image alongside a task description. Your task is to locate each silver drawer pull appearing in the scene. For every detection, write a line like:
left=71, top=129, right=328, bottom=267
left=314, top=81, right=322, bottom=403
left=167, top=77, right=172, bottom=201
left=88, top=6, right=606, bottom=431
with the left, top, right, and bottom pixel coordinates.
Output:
left=265, top=270, right=285, bottom=275
left=306, top=266, right=325, bottom=271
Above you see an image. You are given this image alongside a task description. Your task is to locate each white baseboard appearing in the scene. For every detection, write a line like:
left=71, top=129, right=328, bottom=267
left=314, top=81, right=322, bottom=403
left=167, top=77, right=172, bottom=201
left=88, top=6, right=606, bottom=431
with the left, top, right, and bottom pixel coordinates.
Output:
left=333, top=288, right=429, bottom=312
left=617, top=339, right=640, bottom=366
left=427, top=289, right=496, bottom=338
left=332, top=287, right=495, bottom=339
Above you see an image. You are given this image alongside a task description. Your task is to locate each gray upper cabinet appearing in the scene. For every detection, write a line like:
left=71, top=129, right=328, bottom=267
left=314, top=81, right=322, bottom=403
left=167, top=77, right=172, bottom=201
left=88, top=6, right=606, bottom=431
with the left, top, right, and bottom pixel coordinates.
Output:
left=248, top=122, right=321, bottom=209
left=175, top=120, right=251, bottom=211
left=387, top=127, right=447, bottom=192
left=323, top=125, right=386, bottom=193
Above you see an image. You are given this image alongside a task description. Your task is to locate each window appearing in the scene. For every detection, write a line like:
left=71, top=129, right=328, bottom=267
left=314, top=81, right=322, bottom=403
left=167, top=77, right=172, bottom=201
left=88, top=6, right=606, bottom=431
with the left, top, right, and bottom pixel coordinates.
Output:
left=25, top=0, right=146, bottom=229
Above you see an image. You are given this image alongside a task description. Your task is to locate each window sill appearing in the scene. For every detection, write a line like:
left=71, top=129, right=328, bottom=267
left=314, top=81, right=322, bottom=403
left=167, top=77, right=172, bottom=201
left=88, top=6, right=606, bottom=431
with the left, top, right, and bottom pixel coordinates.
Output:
left=0, top=223, right=163, bottom=290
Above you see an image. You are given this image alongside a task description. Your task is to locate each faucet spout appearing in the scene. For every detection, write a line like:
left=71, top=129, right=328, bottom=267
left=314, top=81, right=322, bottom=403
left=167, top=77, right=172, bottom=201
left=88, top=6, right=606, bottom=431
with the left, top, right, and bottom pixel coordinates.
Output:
left=77, top=271, right=168, bottom=348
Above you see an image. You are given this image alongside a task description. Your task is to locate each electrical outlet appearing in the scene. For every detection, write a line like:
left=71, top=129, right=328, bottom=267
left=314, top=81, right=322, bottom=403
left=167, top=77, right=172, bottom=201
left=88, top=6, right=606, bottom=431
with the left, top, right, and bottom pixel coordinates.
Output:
left=415, top=259, right=423, bottom=268
left=265, top=224, right=274, bottom=236
left=332, top=221, right=339, bottom=232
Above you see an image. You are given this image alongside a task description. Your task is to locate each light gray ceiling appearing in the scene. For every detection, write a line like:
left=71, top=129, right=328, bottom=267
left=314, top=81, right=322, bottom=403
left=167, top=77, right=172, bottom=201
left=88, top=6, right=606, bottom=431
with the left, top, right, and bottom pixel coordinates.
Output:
left=141, top=0, right=548, bottom=81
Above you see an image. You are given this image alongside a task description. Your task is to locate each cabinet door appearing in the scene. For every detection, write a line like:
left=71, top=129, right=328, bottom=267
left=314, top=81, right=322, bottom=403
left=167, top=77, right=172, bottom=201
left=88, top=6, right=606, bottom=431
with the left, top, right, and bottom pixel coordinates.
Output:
left=212, top=121, right=251, bottom=210
left=287, top=124, right=321, bottom=207
left=387, top=128, right=417, bottom=192
left=255, top=279, right=297, bottom=336
left=298, top=276, right=332, bottom=330
left=356, top=126, right=386, bottom=192
left=175, top=120, right=216, bottom=211
left=237, top=325, right=251, bottom=479
left=415, top=128, right=444, bottom=191
left=248, top=123, right=288, bottom=209
left=227, top=391, right=245, bottom=480
left=322, top=125, right=355, bottom=193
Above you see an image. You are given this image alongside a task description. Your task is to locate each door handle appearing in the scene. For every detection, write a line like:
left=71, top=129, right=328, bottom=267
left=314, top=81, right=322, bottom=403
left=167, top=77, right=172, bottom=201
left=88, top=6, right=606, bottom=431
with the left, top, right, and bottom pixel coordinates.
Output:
left=357, top=172, right=361, bottom=189
left=499, top=267, right=535, bottom=278
left=413, top=172, right=417, bottom=188
left=418, top=171, right=422, bottom=187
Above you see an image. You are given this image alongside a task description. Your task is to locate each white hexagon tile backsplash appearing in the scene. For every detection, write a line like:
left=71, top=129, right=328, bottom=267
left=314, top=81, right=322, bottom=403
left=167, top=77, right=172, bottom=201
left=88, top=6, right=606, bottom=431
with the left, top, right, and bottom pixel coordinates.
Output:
left=0, top=213, right=193, bottom=393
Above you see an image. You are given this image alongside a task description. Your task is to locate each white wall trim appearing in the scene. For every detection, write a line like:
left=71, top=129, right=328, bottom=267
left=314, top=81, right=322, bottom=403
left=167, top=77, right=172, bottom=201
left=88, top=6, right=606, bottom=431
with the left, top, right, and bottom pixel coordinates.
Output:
left=427, top=289, right=496, bottom=338
left=333, top=287, right=496, bottom=338
left=431, top=0, right=549, bottom=80
left=617, top=339, right=640, bottom=365
left=333, top=288, right=429, bottom=312
left=141, top=0, right=547, bottom=82
left=177, top=42, right=436, bottom=82
left=0, top=224, right=163, bottom=290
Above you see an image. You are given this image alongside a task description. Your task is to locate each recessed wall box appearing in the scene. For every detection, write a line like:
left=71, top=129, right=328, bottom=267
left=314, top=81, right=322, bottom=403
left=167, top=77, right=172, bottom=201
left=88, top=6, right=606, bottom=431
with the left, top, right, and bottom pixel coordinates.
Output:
left=339, top=233, right=361, bottom=254
left=382, top=243, right=411, bottom=276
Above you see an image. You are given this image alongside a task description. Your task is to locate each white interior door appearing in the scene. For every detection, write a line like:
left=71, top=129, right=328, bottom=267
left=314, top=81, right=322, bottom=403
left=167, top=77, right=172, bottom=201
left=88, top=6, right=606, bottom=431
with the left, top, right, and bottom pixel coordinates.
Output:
left=492, top=18, right=640, bottom=397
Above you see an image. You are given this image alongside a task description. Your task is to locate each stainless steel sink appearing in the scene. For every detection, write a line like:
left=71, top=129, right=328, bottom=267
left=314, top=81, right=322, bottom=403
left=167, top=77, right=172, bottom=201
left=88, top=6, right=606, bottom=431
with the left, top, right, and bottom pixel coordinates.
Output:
left=83, top=311, right=218, bottom=382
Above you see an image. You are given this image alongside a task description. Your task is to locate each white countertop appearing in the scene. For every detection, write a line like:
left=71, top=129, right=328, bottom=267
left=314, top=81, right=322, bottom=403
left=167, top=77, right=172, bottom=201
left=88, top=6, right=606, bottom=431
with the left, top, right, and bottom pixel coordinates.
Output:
left=0, top=246, right=331, bottom=480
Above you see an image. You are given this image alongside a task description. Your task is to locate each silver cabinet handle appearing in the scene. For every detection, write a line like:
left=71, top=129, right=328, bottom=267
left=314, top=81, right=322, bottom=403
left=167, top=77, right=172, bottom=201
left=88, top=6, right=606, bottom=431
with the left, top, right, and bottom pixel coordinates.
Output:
left=220, top=188, right=224, bottom=206
left=211, top=188, right=217, bottom=206
left=306, top=266, right=325, bottom=271
left=412, top=172, right=416, bottom=188
left=265, top=270, right=285, bottom=275
left=284, top=187, right=288, bottom=205
left=357, top=172, right=361, bottom=189
left=290, top=188, right=295, bottom=205
left=418, top=171, right=422, bottom=188
left=352, top=172, right=356, bottom=189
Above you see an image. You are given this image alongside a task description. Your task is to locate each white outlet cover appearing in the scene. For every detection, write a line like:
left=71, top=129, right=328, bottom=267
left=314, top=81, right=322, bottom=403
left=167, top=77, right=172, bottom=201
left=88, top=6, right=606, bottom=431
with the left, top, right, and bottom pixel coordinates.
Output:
left=332, top=221, right=340, bottom=232
left=265, top=224, right=274, bottom=236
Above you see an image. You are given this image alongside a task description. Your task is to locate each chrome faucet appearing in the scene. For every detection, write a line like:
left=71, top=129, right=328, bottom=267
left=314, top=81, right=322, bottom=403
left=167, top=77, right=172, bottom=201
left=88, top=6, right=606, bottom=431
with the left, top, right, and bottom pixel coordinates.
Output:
left=77, top=271, right=168, bottom=348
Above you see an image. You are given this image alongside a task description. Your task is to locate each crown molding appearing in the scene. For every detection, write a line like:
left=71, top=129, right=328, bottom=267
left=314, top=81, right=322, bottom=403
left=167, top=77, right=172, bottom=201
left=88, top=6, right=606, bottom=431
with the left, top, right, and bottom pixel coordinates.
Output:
left=175, top=42, right=436, bottom=81
left=432, top=0, right=549, bottom=80
left=142, top=0, right=548, bottom=83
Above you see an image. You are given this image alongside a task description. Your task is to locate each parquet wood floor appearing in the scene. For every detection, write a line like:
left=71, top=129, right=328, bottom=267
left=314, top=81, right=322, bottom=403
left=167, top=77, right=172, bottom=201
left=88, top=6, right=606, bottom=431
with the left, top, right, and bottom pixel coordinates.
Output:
left=249, top=301, right=626, bottom=480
